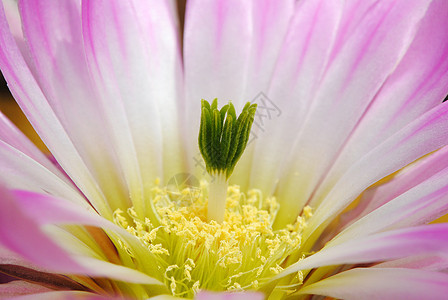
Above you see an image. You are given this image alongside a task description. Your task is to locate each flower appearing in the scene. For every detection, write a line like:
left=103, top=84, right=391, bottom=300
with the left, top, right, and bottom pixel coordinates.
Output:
left=1, top=0, right=448, bottom=299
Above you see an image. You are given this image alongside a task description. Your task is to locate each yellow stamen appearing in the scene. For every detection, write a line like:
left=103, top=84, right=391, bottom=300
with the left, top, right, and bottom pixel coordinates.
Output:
left=113, top=180, right=312, bottom=298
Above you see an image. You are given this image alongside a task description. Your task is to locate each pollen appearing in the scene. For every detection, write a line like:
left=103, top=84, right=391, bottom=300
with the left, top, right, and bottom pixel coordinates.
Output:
left=113, top=180, right=312, bottom=298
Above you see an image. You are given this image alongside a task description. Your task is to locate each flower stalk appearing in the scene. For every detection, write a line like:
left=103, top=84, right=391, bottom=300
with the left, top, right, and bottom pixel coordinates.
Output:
left=198, top=99, right=257, bottom=222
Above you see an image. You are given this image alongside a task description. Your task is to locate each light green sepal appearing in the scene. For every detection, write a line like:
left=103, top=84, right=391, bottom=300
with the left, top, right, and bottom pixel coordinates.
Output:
left=198, top=98, right=257, bottom=179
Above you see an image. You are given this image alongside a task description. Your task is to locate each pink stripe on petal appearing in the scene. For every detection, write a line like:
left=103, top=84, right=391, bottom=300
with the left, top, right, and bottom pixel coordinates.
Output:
left=298, top=268, right=448, bottom=300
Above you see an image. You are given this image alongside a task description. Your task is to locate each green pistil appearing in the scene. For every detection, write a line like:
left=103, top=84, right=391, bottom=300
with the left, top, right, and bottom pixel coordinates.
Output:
left=198, top=98, right=257, bottom=179
left=199, top=99, right=257, bottom=222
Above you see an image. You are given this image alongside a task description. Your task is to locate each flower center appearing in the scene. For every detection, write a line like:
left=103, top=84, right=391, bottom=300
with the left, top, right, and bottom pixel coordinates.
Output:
left=113, top=180, right=312, bottom=298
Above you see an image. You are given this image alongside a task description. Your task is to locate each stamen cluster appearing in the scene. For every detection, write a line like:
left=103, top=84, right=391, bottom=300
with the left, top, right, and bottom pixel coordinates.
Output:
left=114, top=181, right=311, bottom=298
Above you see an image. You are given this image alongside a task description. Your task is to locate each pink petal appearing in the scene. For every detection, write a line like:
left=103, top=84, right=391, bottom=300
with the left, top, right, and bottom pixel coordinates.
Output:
left=376, top=255, right=448, bottom=272
left=196, top=291, right=264, bottom=300
left=0, top=281, right=52, bottom=298
left=184, top=0, right=261, bottom=110
left=1, top=245, right=48, bottom=271
left=0, top=186, right=88, bottom=273
left=82, top=0, right=183, bottom=197
left=332, top=161, right=448, bottom=244
left=9, top=189, right=165, bottom=284
left=223, top=0, right=296, bottom=188
left=298, top=268, right=448, bottom=300
left=0, top=140, right=88, bottom=207
left=340, top=145, right=448, bottom=230
left=281, top=224, right=448, bottom=277
left=247, top=0, right=343, bottom=194
left=0, top=112, right=53, bottom=171
left=305, top=101, right=448, bottom=241
left=0, top=186, right=162, bottom=285
left=0, top=1, right=111, bottom=217
left=273, top=0, right=432, bottom=226
left=18, top=0, right=133, bottom=213
left=311, top=0, right=448, bottom=211
left=183, top=0, right=294, bottom=185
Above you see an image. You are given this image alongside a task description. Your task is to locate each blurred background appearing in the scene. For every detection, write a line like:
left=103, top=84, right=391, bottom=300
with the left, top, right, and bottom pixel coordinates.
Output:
left=0, top=74, right=48, bottom=152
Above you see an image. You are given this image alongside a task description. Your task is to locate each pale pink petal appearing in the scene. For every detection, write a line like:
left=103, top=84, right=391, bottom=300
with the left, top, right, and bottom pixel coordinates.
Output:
left=280, top=224, right=448, bottom=277
left=183, top=0, right=295, bottom=184
left=339, top=145, right=448, bottom=230
left=310, top=0, right=448, bottom=211
left=273, top=0, right=432, bottom=227
left=82, top=0, right=183, bottom=201
left=298, top=268, right=448, bottom=300
left=304, top=102, right=448, bottom=241
left=2, top=0, right=21, bottom=38
left=196, top=291, right=264, bottom=300
left=12, top=190, right=107, bottom=225
left=184, top=0, right=256, bottom=116
left=376, top=255, right=448, bottom=272
left=18, top=0, right=132, bottom=212
left=247, top=0, right=342, bottom=194
left=0, top=112, right=53, bottom=170
left=2, top=0, right=30, bottom=64
left=0, top=2, right=111, bottom=217
left=0, top=140, right=88, bottom=207
left=224, top=0, right=295, bottom=187
left=328, top=163, right=448, bottom=245
left=0, top=281, right=52, bottom=298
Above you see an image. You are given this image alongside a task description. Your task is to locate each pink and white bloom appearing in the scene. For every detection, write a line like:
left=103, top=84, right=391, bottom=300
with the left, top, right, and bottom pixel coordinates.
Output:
left=1, top=0, right=448, bottom=299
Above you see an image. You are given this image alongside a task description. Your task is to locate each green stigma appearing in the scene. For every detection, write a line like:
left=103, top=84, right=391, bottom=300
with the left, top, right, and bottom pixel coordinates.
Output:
left=198, top=99, right=257, bottom=223
left=198, top=98, right=257, bottom=179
